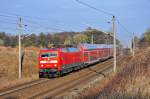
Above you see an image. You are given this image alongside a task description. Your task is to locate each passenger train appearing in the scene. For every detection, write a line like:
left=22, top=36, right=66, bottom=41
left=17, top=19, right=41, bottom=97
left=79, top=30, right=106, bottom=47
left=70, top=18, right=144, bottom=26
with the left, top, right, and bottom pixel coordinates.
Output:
left=38, top=44, right=113, bottom=78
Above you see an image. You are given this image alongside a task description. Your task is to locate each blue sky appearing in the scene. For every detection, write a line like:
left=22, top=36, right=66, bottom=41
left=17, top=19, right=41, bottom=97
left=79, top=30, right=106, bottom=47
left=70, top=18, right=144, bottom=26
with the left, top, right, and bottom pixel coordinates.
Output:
left=0, top=0, right=150, bottom=46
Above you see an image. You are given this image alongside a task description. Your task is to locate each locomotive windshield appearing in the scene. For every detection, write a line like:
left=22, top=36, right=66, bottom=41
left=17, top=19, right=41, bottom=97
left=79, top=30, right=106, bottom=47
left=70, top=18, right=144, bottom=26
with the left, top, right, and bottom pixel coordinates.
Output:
left=41, top=52, right=58, bottom=58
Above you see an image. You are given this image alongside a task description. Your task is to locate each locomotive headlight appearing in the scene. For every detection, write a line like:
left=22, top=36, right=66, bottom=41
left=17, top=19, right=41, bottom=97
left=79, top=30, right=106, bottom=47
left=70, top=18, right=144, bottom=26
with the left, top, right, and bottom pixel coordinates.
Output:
left=54, top=64, right=57, bottom=67
left=40, top=61, right=47, bottom=63
left=41, top=64, right=44, bottom=67
left=50, top=60, right=58, bottom=63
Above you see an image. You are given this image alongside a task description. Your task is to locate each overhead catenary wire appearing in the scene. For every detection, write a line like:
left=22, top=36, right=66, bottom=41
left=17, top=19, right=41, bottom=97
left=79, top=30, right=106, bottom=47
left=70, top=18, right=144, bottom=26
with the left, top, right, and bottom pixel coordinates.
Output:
left=0, top=14, right=17, bottom=18
left=0, top=11, right=70, bottom=30
left=0, top=20, right=17, bottom=25
left=75, top=0, right=114, bottom=16
left=21, top=15, right=89, bottom=32
left=0, top=1, right=132, bottom=35
left=23, top=18, right=66, bottom=32
left=0, top=10, right=102, bottom=33
left=0, top=11, right=48, bottom=21
left=0, top=12, right=67, bottom=32
left=75, top=0, right=132, bottom=46
left=0, top=27, right=17, bottom=31
left=75, top=0, right=131, bottom=36
left=0, top=2, right=131, bottom=38
left=116, top=19, right=132, bottom=35
left=115, top=19, right=134, bottom=49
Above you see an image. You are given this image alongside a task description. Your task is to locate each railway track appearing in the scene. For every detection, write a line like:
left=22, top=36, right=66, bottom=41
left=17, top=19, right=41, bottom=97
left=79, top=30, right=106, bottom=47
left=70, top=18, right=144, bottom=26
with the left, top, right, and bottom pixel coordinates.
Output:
left=0, top=79, right=49, bottom=96
left=0, top=55, right=127, bottom=99
left=32, top=63, right=113, bottom=99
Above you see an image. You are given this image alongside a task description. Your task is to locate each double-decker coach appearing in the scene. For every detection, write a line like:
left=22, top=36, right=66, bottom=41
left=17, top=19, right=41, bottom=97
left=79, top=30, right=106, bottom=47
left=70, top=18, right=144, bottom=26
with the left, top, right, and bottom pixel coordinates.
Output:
left=79, top=44, right=113, bottom=64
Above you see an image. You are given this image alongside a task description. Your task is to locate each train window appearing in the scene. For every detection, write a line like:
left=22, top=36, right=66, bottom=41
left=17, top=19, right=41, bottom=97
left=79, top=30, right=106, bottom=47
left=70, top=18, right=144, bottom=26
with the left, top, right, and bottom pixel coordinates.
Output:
left=41, top=52, right=58, bottom=58
left=41, top=53, right=49, bottom=58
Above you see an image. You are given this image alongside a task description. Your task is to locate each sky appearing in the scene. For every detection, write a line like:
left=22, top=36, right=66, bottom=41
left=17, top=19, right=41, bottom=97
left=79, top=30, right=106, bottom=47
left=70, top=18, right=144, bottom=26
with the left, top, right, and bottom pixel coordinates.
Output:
left=0, top=0, right=150, bottom=47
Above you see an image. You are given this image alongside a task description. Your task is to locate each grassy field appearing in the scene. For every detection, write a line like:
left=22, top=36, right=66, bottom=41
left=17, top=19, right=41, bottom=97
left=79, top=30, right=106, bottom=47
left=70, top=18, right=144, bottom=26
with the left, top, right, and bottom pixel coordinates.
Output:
left=0, top=46, right=39, bottom=89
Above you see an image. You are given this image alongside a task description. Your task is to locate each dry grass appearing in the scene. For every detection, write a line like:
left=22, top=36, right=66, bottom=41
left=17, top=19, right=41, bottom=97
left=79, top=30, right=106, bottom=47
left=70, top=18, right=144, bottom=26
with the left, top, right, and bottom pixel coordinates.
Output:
left=0, top=46, right=39, bottom=90
left=0, top=47, right=18, bottom=79
left=22, top=48, right=39, bottom=78
left=97, top=51, right=150, bottom=98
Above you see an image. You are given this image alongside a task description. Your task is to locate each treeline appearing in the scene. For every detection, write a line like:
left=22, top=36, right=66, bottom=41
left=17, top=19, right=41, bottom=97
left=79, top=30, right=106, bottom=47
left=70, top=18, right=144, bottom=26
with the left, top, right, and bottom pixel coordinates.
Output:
left=0, top=27, right=115, bottom=48
left=138, top=28, right=150, bottom=48
left=135, top=27, right=150, bottom=48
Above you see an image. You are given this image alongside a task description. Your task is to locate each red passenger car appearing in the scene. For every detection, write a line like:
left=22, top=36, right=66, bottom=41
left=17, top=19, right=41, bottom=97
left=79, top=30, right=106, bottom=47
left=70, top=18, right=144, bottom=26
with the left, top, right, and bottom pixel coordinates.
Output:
left=79, top=44, right=113, bottom=63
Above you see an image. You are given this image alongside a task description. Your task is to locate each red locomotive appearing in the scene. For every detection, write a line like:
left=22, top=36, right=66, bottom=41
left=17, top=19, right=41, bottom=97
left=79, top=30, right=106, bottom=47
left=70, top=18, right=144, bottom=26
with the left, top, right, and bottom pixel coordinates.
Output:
left=38, top=44, right=113, bottom=78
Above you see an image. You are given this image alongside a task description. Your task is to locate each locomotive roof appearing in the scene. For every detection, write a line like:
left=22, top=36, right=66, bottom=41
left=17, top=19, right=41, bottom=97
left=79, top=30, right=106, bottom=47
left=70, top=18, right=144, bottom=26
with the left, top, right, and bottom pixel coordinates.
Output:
left=40, top=47, right=79, bottom=52
left=41, top=48, right=62, bottom=51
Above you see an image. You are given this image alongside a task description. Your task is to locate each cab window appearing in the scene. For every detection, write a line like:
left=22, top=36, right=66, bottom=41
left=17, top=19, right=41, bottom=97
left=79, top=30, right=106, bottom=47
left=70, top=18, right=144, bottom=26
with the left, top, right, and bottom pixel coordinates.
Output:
left=41, top=52, right=58, bottom=58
